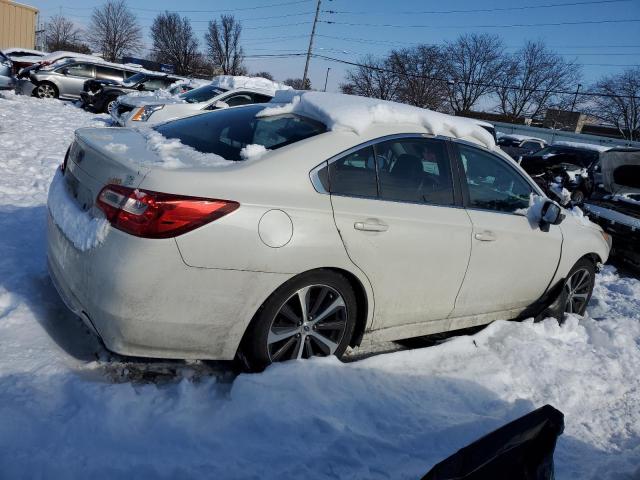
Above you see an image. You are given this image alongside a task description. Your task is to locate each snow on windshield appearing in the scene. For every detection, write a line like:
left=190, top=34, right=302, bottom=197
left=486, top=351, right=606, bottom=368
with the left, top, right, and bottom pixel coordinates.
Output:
left=259, top=91, right=496, bottom=150
left=211, top=75, right=291, bottom=94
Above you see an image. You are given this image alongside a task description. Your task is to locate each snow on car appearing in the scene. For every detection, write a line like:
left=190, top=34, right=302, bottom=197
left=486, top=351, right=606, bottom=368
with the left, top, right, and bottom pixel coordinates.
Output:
left=111, top=75, right=291, bottom=127
left=0, top=91, right=639, bottom=479
left=47, top=90, right=609, bottom=371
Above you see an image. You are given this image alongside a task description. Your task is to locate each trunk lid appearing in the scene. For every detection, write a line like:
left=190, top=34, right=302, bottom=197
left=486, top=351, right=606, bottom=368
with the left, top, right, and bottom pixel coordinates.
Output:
left=64, top=128, right=152, bottom=212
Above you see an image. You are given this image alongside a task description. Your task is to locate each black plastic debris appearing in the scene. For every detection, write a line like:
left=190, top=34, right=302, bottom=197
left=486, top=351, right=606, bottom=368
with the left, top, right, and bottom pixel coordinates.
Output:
left=422, top=404, right=564, bottom=480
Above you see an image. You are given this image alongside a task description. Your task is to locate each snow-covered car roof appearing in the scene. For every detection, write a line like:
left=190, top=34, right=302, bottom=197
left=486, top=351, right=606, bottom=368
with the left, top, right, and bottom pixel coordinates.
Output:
left=261, top=91, right=496, bottom=150
left=552, top=141, right=612, bottom=153
left=210, top=75, right=292, bottom=96
left=2, top=47, right=46, bottom=57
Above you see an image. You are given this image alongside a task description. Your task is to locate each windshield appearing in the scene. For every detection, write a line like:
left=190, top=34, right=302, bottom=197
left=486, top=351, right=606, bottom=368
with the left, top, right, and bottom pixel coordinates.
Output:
left=123, top=72, right=146, bottom=85
left=180, top=84, right=228, bottom=103
left=155, top=104, right=327, bottom=161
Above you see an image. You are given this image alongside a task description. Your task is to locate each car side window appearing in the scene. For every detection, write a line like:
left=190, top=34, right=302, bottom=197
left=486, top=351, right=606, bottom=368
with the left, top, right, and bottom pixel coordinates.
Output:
left=64, top=63, right=94, bottom=78
left=95, top=66, right=124, bottom=81
left=458, top=143, right=533, bottom=213
left=375, top=138, right=455, bottom=205
left=327, top=146, right=378, bottom=198
left=224, top=94, right=254, bottom=107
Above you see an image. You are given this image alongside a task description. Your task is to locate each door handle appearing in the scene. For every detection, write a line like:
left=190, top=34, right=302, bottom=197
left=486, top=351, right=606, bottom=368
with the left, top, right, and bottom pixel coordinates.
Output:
left=354, top=221, right=389, bottom=232
left=474, top=231, right=496, bottom=241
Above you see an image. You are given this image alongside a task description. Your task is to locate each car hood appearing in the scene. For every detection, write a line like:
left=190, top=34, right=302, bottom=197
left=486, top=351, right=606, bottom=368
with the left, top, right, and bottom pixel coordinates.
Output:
left=118, top=95, right=184, bottom=108
left=600, top=149, right=640, bottom=194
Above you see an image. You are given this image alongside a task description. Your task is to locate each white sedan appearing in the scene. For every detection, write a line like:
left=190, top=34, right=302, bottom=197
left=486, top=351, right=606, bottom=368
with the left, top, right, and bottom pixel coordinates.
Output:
left=47, top=92, right=610, bottom=371
left=112, top=75, right=288, bottom=127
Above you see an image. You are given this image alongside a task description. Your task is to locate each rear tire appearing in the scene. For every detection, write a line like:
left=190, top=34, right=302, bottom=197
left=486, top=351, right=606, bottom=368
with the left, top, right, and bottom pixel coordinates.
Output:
left=241, top=270, right=357, bottom=372
left=103, top=96, right=118, bottom=114
left=35, top=81, right=58, bottom=99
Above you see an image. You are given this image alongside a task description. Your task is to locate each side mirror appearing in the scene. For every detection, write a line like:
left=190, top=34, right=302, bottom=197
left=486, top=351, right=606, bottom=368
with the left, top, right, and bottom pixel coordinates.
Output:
left=214, top=100, right=229, bottom=109
left=540, top=200, right=564, bottom=232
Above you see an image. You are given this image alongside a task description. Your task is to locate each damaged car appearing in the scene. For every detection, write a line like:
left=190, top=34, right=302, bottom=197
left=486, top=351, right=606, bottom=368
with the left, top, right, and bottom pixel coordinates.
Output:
left=519, top=142, right=610, bottom=204
left=584, top=148, right=640, bottom=269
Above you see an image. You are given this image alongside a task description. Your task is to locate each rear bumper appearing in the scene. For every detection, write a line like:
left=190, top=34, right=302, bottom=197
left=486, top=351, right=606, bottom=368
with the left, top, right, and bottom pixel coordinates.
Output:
left=14, top=78, right=35, bottom=95
left=47, top=212, right=291, bottom=360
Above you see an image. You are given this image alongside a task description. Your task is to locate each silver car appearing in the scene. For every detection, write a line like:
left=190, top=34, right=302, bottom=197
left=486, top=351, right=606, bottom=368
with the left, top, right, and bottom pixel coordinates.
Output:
left=29, top=59, right=139, bottom=100
left=0, top=51, right=15, bottom=90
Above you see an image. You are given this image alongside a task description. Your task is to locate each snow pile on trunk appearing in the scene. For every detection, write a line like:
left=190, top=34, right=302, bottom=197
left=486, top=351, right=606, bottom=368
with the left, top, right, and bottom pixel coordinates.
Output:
left=240, top=144, right=269, bottom=161
left=138, top=128, right=232, bottom=169
left=47, top=170, right=110, bottom=250
left=260, top=91, right=496, bottom=150
left=211, top=75, right=291, bottom=95
left=104, top=142, right=128, bottom=153
left=553, top=141, right=612, bottom=153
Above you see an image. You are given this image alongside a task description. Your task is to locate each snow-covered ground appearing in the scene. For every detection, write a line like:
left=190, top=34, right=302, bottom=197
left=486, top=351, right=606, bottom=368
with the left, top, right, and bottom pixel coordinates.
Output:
left=0, top=92, right=639, bottom=479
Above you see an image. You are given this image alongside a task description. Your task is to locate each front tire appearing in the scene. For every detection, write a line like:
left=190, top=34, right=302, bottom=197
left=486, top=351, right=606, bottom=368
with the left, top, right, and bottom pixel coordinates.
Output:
left=549, top=258, right=596, bottom=322
left=35, top=82, right=58, bottom=99
left=103, top=96, right=118, bottom=114
left=242, top=270, right=357, bottom=371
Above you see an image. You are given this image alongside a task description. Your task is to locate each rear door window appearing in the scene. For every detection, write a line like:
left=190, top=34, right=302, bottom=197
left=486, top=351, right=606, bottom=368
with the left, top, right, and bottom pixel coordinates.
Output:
left=375, top=138, right=454, bottom=205
left=64, top=63, right=94, bottom=78
left=327, top=146, right=378, bottom=198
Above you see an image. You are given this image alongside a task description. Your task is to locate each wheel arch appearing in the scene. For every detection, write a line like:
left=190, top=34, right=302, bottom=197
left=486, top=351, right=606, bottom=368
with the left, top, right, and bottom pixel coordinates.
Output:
left=238, top=266, right=371, bottom=357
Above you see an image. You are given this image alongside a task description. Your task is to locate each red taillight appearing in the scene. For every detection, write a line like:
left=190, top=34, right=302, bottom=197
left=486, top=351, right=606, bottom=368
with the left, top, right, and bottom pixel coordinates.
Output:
left=96, top=184, right=239, bottom=239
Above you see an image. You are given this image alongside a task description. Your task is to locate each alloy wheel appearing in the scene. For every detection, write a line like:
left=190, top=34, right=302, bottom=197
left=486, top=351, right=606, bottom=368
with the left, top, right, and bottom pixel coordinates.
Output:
left=37, top=84, right=55, bottom=98
left=563, top=267, right=592, bottom=315
left=267, top=284, right=348, bottom=362
left=106, top=100, right=117, bottom=115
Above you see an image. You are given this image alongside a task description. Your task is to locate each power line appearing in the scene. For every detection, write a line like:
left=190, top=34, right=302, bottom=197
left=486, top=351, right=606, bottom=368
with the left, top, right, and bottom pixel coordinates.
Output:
left=310, top=54, right=640, bottom=99
left=325, top=0, right=630, bottom=15
left=322, top=18, right=640, bottom=29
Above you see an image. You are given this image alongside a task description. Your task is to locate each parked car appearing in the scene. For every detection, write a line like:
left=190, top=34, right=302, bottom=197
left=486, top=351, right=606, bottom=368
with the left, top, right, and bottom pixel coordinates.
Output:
left=27, top=58, right=143, bottom=100
left=474, top=120, right=497, bottom=143
left=111, top=76, right=285, bottom=126
left=519, top=143, right=609, bottom=203
left=497, top=135, right=546, bottom=160
left=2, top=47, right=46, bottom=73
left=81, top=71, right=184, bottom=113
left=47, top=92, right=610, bottom=371
left=0, top=51, right=15, bottom=90
left=584, top=148, right=640, bottom=269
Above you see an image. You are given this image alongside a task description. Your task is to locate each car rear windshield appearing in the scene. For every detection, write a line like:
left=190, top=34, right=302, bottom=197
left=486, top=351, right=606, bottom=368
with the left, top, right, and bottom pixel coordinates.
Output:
left=154, top=104, right=327, bottom=161
left=180, top=84, right=228, bottom=103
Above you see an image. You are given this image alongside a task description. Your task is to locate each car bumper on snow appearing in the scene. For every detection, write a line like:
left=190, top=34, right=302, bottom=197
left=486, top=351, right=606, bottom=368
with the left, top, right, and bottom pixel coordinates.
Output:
left=47, top=211, right=291, bottom=360
left=0, top=75, right=16, bottom=90
left=14, top=78, right=35, bottom=95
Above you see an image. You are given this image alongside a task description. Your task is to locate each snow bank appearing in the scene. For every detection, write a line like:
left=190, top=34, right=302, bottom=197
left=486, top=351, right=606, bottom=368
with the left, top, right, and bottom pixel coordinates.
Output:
left=211, top=75, right=291, bottom=94
left=553, top=141, right=612, bottom=153
left=47, top=170, right=110, bottom=251
left=240, top=144, right=269, bottom=161
left=260, top=91, right=496, bottom=150
left=138, top=128, right=232, bottom=169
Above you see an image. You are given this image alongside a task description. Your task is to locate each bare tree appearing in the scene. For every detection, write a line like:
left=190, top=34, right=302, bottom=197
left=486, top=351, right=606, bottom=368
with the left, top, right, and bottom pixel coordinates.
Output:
left=496, top=41, right=580, bottom=120
left=87, top=0, right=142, bottom=62
left=340, top=54, right=399, bottom=100
left=205, top=15, right=246, bottom=75
left=442, top=33, right=506, bottom=113
left=253, top=71, right=274, bottom=81
left=388, top=45, right=448, bottom=110
left=150, top=12, right=199, bottom=75
left=45, top=15, right=89, bottom=53
left=284, top=78, right=312, bottom=90
left=588, top=68, right=640, bottom=141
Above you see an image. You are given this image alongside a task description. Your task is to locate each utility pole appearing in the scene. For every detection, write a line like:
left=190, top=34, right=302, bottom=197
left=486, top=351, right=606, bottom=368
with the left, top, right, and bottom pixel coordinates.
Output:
left=323, top=67, right=331, bottom=91
left=302, top=0, right=321, bottom=90
left=570, top=83, right=582, bottom=112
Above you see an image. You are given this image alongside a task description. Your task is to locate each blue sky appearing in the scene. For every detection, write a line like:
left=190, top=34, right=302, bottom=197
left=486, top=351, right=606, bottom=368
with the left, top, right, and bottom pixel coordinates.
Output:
left=29, top=0, right=640, bottom=95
